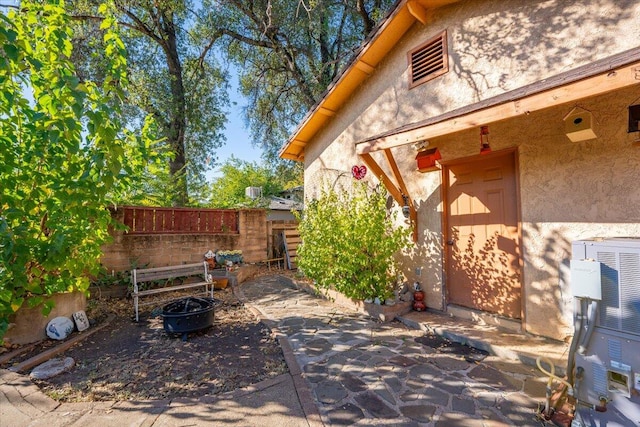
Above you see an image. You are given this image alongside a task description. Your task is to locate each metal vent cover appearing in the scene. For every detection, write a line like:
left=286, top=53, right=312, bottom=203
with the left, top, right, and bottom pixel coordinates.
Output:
left=408, top=31, right=448, bottom=88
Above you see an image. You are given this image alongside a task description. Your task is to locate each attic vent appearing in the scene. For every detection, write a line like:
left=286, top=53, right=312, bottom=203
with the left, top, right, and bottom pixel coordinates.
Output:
left=408, top=30, right=448, bottom=88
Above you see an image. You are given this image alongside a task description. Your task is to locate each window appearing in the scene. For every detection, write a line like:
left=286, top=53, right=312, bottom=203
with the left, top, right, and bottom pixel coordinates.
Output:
left=408, top=30, right=448, bottom=88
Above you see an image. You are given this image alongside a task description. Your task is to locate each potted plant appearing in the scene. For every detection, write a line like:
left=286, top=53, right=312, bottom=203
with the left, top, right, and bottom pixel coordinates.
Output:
left=215, top=250, right=243, bottom=266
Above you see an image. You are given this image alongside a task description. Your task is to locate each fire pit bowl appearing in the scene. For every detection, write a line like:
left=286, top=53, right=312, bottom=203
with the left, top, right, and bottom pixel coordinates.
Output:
left=162, top=297, right=216, bottom=340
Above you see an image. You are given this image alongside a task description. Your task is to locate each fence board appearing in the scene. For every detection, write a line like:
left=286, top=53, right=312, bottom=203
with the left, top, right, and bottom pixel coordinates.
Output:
left=134, top=209, right=146, bottom=233
left=119, top=206, right=239, bottom=235
left=223, top=211, right=238, bottom=233
left=123, top=208, right=134, bottom=232
left=157, top=210, right=171, bottom=232
left=142, top=210, right=154, bottom=232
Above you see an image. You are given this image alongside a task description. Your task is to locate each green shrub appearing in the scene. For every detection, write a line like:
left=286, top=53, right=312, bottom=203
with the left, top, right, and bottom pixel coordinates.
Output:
left=0, top=2, right=155, bottom=341
left=295, top=182, right=412, bottom=301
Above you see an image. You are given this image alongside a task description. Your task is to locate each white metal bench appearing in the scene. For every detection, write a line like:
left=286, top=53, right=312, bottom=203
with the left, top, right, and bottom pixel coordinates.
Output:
left=132, top=262, right=213, bottom=322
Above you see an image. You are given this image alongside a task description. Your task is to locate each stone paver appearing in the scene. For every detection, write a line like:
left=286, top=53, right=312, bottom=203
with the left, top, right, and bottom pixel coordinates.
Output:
left=237, top=275, right=545, bottom=426
left=2, top=274, right=548, bottom=427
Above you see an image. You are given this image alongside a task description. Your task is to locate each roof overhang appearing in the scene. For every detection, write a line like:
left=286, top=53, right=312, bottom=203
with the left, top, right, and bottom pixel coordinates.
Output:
left=279, top=0, right=461, bottom=162
left=356, top=47, right=640, bottom=154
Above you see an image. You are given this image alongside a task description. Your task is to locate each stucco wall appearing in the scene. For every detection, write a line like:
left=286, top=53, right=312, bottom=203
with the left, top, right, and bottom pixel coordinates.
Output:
left=101, top=209, right=268, bottom=272
left=301, top=0, right=640, bottom=340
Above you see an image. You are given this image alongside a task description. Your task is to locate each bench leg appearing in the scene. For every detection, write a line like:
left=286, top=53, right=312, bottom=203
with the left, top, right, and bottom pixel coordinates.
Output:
left=134, top=295, right=139, bottom=322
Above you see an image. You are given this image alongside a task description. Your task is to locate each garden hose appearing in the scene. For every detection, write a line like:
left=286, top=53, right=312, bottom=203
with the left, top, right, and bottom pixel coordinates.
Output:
left=536, top=356, right=573, bottom=417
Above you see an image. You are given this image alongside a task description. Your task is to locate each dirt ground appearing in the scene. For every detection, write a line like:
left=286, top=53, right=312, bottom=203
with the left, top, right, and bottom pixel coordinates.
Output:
left=0, top=274, right=289, bottom=402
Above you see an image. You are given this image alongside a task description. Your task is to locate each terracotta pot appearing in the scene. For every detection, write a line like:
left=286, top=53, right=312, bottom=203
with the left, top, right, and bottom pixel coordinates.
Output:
left=213, top=278, right=229, bottom=289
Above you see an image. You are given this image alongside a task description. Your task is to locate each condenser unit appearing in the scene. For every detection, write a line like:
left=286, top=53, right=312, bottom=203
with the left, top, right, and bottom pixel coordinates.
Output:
left=245, top=186, right=263, bottom=199
left=570, top=237, right=640, bottom=427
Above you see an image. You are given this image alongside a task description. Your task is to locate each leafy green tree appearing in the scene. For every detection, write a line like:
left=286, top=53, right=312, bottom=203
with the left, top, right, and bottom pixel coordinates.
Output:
left=70, top=0, right=228, bottom=206
left=202, top=0, right=393, bottom=164
left=0, top=1, right=155, bottom=340
left=209, top=156, right=301, bottom=208
left=295, top=182, right=412, bottom=301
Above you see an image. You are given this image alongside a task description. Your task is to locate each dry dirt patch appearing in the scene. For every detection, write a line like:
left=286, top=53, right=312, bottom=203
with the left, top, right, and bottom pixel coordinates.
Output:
left=1, top=281, right=288, bottom=402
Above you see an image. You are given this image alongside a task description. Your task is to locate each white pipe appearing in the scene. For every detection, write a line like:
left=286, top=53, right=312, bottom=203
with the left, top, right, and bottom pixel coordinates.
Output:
left=578, top=300, right=598, bottom=355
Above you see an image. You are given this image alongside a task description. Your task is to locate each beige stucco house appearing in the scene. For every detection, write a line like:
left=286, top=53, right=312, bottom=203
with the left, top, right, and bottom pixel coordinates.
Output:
left=279, top=0, right=640, bottom=341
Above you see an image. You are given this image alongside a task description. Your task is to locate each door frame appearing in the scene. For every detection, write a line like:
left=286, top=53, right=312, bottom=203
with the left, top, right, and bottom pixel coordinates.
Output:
left=439, top=147, right=526, bottom=326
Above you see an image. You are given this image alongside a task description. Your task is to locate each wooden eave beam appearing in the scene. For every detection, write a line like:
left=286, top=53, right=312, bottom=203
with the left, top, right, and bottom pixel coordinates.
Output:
left=407, top=0, right=429, bottom=24
left=383, top=149, right=418, bottom=242
left=360, top=151, right=418, bottom=243
left=318, top=107, right=336, bottom=117
left=279, top=0, right=464, bottom=162
left=359, top=153, right=403, bottom=205
left=356, top=57, right=640, bottom=154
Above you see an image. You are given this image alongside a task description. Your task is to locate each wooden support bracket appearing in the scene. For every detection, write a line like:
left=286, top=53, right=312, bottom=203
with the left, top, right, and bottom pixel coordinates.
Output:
left=360, top=151, right=418, bottom=242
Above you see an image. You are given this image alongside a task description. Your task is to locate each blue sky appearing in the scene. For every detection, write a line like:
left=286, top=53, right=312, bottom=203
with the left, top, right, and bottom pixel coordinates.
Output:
left=207, top=76, right=264, bottom=180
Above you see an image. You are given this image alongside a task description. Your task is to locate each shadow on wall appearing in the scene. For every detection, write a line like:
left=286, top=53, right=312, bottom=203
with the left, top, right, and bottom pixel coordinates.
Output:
left=392, top=178, right=574, bottom=335
left=448, top=0, right=637, bottom=101
left=349, top=0, right=637, bottom=140
left=395, top=186, right=444, bottom=309
left=521, top=223, right=573, bottom=337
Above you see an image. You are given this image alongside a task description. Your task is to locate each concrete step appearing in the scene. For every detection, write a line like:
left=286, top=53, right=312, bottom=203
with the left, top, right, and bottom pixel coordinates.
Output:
left=398, top=309, right=569, bottom=377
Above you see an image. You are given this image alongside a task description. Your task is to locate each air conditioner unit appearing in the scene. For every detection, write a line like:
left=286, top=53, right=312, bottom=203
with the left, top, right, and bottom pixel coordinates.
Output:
left=570, top=237, right=640, bottom=427
left=245, top=186, right=262, bottom=199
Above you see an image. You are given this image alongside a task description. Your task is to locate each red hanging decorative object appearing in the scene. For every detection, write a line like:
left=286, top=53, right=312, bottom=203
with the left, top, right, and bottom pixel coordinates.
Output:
left=352, top=165, right=367, bottom=180
left=415, top=147, right=441, bottom=172
left=480, top=125, right=491, bottom=155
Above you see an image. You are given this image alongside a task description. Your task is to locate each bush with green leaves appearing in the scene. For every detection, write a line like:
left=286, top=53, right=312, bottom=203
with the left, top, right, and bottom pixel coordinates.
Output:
left=295, top=182, right=412, bottom=301
left=0, top=1, right=156, bottom=341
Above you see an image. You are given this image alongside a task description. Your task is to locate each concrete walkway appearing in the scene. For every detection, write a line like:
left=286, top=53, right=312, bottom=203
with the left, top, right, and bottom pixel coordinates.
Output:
left=0, top=274, right=563, bottom=426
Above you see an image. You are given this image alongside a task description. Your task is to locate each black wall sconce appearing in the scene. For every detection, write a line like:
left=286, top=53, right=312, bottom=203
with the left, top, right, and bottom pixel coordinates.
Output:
left=629, top=105, right=640, bottom=133
left=401, top=194, right=410, bottom=219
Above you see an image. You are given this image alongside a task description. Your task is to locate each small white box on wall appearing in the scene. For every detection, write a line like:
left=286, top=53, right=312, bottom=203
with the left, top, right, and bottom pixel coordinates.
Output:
left=564, top=107, right=597, bottom=142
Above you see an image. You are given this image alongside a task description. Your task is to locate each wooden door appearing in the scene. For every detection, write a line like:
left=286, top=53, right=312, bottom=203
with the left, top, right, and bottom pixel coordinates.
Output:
left=445, top=151, right=522, bottom=319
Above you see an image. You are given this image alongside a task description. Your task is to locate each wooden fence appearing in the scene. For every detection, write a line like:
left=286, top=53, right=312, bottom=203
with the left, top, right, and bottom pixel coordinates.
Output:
left=120, top=206, right=239, bottom=234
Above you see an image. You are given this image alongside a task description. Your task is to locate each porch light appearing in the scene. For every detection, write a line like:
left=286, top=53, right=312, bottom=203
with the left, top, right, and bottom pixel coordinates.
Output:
left=401, top=194, right=410, bottom=219
left=412, top=140, right=429, bottom=151
left=480, top=126, right=491, bottom=155
left=415, top=147, right=441, bottom=172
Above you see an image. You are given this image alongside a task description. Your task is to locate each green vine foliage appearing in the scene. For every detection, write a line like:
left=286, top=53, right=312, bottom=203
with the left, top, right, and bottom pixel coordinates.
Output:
left=0, top=1, right=156, bottom=341
left=295, top=182, right=412, bottom=301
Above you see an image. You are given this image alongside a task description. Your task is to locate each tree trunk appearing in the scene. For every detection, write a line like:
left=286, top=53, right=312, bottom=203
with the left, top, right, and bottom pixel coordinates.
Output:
left=161, top=11, right=188, bottom=206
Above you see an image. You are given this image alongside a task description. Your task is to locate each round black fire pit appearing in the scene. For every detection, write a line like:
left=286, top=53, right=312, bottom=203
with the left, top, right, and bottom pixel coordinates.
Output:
left=162, top=297, right=216, bottom=341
